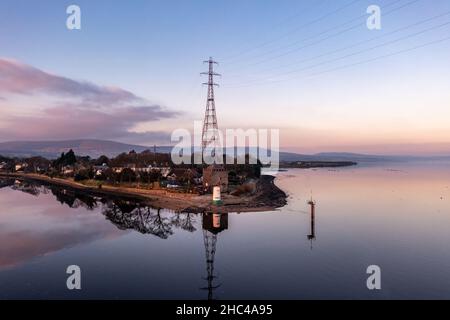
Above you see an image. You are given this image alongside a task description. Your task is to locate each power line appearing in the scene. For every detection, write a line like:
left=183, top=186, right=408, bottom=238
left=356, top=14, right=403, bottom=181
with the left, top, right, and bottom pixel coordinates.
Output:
left=220, top=0, right=329, bottom=62
left=224, top=0, right=420, bottom=71
left=309, top=35, right=450, bottom=77
left=224, top=14, right=450, bottom=86
left=222, top=31, right=450, bottom=88
left=269, top=0, right=329, bottom=30
left=222, top=0, right=365, bottom=63
left=274, top=20, right=450, bottom=77
left=243, top=9, right=450, bottom=76
left=224, top=0, right=405, bottom=67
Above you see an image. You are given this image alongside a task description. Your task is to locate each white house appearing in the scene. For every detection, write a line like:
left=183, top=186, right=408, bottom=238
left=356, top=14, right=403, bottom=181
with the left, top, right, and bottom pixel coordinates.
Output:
left=15, top=163, right=28, bottom=172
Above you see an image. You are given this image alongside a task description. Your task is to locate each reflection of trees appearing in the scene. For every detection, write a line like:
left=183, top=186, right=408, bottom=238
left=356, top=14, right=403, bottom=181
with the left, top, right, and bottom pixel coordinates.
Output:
left=171, top=212, right=197, bottom=233
left=10, top=181, right=43, bottom=196
left=102, top=201, right=198, bottom=239
left=5, top=179, right=198, bottom=240
left=103, top=202, right=168, bottom=236
left=51, top=188, right=76, bottom=207
left=5, top=179, right=98, bottom=210
left=49, top=187, right=98, bottom=210
left=0, top=179, right=14, bottom=189
left=73, top=194, right=98, bottom=210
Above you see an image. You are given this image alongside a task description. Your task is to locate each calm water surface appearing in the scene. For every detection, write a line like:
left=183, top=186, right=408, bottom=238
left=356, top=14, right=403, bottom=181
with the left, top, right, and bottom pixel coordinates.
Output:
left=1, top=160, right=450, bottom=299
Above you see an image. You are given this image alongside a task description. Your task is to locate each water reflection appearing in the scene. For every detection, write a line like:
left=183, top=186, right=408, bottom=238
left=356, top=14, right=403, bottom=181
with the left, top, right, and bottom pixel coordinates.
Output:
left=1, top=178, right=201, bottom=240
left=5, top=178, right=99, bottom=210
left=0, top=178, right=234, bottom=299
left=0, top=178, right=14, bottom=189
left=0, top=179, right=121, bottom=270
left=201, top=212, right=228, bottom=300
left=2, top=161, right=450, bottom=299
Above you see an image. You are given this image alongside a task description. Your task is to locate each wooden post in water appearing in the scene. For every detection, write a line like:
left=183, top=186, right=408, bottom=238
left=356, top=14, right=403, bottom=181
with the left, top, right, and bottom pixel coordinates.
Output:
left=307, top=197, right=316, bottom=249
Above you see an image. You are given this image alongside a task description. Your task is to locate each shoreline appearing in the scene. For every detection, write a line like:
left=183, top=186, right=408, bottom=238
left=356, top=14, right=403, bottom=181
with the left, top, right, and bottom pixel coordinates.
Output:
left=0, top=172, right=287, bottom=213
left=279, top=161, right=357, bottom=169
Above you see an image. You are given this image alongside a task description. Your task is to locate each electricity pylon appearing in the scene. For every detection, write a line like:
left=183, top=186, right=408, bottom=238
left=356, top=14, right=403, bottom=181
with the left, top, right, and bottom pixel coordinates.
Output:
left=201, top=57, right=221, bottom=155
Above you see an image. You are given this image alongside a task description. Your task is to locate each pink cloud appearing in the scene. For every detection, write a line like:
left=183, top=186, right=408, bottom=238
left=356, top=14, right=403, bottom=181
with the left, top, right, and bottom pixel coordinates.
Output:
left=0, top=58, right=181, bottom=143
left=0, top=58, right=138, bottom=104
left=0, top=105, right=177, bottom=143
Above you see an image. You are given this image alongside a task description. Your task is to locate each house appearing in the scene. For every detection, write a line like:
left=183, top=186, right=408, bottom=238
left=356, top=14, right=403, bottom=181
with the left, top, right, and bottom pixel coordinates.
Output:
left=15, top=163, right=28, bottom=172
left=167, top=168, right=186, bottom=184
left=203, top=165, right=229, bottom=192
left=35, top=166, right=46, bottom=173
left=167, top=168, right=201, bottom=186
left=159, top=167, right=172, bottom=178
left=112, top=164, right=134, bottom=173
left=112, top=167, right=124, bottom=173
left=115, top=164, right=171, bottom=177
left=94, top=164, right=109, bottom=176
left=62, top=165, right=74, bottom=175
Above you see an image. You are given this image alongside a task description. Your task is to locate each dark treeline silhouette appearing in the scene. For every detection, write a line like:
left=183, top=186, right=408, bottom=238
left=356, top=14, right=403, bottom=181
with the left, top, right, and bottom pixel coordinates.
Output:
left=53, top=149, right=77, bottom=168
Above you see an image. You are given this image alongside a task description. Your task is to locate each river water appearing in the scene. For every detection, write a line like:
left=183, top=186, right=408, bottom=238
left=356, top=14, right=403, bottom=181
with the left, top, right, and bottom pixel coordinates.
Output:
left=1, top=160, right=450, bottom=299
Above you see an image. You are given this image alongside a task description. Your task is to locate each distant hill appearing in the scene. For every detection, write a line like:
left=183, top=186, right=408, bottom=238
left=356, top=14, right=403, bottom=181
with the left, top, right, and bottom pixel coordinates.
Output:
left=0, top=139, right=448, bottom=162
left=0, top=140, right=172, bottom=159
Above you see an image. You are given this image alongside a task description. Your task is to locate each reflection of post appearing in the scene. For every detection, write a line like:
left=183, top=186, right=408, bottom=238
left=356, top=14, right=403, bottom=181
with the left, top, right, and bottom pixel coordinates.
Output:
left=201, top=212, right=228, bottom=300
left=307, top=198, right=316, bottom=249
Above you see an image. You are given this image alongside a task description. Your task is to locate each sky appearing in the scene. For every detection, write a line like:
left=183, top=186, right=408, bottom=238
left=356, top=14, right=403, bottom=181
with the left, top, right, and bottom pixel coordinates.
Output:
left=0, top=0, right=450, bottom=155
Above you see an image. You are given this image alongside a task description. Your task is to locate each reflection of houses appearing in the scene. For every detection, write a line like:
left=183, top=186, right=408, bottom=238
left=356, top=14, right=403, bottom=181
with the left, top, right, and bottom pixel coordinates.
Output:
left=11, top=180, right=42, bottom=196
left=203, top=165, right=228, bottom=192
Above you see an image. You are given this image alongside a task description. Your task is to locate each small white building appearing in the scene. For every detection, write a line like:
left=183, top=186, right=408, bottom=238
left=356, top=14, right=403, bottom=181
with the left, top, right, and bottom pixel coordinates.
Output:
left=62, top=165, right=74, bottom=175
left=15, top=163, right=28, bottom=172
left=94, top=163, right=109, bottom=176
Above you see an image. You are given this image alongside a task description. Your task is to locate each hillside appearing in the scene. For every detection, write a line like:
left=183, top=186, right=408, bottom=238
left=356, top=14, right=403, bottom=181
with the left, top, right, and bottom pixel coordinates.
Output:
left=0, top=140, right=171, bottom=159
left=1, top=139, right=447, bottom=163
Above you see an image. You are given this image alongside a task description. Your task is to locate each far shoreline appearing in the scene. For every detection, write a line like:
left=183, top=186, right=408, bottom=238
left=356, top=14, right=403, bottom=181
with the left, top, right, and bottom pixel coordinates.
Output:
left=279, top=161, right=357, bottom=169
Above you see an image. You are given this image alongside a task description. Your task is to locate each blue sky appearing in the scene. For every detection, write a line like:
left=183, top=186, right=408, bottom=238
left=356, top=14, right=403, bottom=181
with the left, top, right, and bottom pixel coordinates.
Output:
left=1, top=0, right=450, bottom=154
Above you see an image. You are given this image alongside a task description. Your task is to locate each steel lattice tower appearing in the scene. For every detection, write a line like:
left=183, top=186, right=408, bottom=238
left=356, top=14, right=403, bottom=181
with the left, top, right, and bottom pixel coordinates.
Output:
left=201, top=57, right=221, bottom=153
